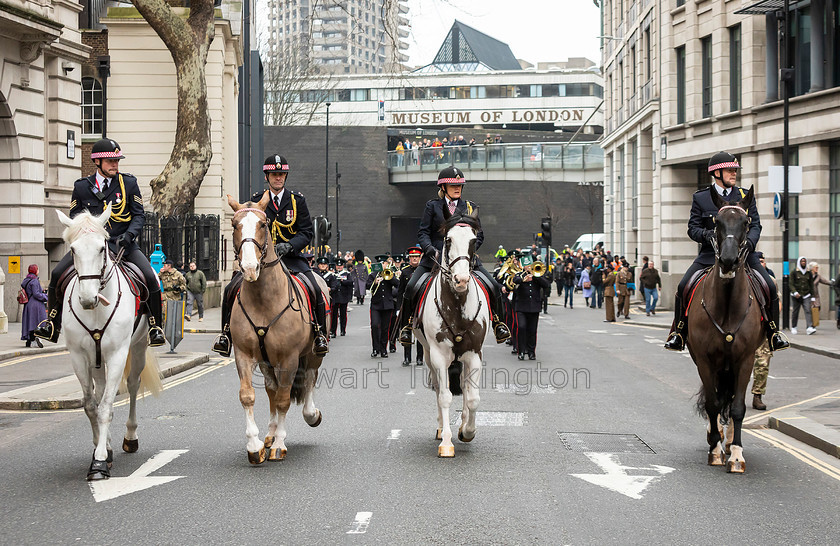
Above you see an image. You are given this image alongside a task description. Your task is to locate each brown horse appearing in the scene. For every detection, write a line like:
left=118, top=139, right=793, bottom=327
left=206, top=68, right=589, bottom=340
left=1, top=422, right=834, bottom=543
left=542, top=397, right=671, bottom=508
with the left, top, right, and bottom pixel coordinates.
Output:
left=227, top=192, right=326, bottom=464
left=686, top=186, right=763, bottom=473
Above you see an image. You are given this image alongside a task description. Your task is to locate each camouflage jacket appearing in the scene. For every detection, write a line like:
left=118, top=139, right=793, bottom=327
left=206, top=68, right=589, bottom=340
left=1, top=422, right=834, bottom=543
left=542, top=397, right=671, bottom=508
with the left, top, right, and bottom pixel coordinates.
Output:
left=159, top=269, right=187, bottom=300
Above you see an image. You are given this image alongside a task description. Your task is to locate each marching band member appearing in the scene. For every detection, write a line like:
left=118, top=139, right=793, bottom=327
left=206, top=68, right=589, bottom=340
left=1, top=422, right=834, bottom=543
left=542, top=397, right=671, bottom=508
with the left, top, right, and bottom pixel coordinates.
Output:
left=510, top=255, right=551, bottom=360
left=330, top=258, right=354, bottom=337
left=366, top=255, right=398, bottom=358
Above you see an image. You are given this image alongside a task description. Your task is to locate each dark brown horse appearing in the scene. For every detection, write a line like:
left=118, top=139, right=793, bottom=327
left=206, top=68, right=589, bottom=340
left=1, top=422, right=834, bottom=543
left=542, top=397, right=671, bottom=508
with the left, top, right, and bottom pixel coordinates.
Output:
left=686, top=186, right=764, bottom=473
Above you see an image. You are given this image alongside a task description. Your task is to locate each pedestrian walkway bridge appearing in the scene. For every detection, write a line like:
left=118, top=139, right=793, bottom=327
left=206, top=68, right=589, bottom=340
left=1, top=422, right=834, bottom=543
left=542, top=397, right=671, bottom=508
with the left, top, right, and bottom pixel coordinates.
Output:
left=387, top=142, right=604, bottom=184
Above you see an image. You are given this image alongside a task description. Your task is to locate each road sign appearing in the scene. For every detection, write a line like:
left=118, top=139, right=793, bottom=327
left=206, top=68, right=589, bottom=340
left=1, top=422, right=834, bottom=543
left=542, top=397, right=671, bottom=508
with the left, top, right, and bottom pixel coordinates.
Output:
left=571, top=452, right=674, bottom=499
left=88, top=449, right=187, bottom=502
left=8, top=256, right=20, bottom=274
left=773, top=192, right=783, bottom=219
left=768, top=165, right=803, bottom=193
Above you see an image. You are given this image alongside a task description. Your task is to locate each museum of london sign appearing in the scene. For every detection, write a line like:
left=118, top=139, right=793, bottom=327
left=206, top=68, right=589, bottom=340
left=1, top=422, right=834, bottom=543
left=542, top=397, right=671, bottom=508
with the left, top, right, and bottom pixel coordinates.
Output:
left=390, top=108, right=589, bottom=126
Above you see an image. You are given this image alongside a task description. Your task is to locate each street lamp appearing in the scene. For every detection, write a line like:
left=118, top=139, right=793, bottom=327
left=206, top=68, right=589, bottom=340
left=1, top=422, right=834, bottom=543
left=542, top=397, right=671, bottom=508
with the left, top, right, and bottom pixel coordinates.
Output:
left=325, top=102, right=331, bottom=219
left=335, top=162, right=341, bottom=256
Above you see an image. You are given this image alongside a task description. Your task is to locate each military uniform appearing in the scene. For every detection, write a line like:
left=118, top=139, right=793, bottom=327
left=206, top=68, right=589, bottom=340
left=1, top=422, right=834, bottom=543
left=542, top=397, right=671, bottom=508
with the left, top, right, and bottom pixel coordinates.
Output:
left=616, top=267, right=630, bottom=319
left=511, top=269, right=551, bottom=360
left=330, top=260, right=354, bottom=336
left=160, top=268, right=187, bottom=301
left=366, top=260, right=398, bottom=358
left=603, top=267, right=617, bottom=322
left=35, top=138, right=165, bottom=346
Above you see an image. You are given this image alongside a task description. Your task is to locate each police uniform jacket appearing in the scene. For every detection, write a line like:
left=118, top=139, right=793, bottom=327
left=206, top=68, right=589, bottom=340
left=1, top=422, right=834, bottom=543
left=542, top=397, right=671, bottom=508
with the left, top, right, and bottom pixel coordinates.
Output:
left=417, top=198, right=483, bottom=270
left=512, top=273, right=550, bottom=313
left=251, top=189, right=314, bottom=272
left=688, top=185, right=761, bottom=267
left=70, top=173, right=145, bottom=253
left=332, top=269, right=354, bottom=304
left=365, top=272, right=398, bottom=310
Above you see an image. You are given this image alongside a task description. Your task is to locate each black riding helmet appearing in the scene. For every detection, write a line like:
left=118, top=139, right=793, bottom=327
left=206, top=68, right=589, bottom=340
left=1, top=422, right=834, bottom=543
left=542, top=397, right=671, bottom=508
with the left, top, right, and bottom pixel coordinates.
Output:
left=263, top=154, right=290, bottom=177
left=708, top=151, right=740, bottom=180
left=90, top=138, right=125, bottom=162
left=437, top=165, right=466, bottom=186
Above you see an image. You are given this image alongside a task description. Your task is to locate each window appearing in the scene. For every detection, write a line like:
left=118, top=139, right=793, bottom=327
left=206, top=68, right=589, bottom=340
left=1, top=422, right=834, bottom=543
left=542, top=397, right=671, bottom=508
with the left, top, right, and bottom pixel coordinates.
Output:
left=630, top=46, right=637, bottom=97
left=631, top=139, right=638, bottom=229
left=701, top=35, right=712, bottom=118
left=830, top=141, right=840, bottom=288
left=618, top=61, right=624, bottom=104
left=788, top=147, right=800, bottom=261
left=729, top=25, right=741, bottom=111
left=81, top=77, right=102, bottom=137
left=644, top=27, right=651, bottom=81
left=676, top=45, right=686, bottom=124
left=349, top=89, right=369, bottom=101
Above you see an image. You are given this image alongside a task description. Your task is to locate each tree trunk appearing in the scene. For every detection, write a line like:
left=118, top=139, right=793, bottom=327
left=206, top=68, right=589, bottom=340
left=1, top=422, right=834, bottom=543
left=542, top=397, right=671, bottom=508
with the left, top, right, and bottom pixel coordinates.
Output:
left=132, top=0, right=216, bottom=216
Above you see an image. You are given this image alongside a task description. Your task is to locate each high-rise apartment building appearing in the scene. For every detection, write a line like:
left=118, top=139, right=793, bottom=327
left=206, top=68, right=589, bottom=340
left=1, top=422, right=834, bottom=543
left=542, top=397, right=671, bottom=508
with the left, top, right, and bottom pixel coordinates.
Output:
left=265, top=0, right=409, bottom=74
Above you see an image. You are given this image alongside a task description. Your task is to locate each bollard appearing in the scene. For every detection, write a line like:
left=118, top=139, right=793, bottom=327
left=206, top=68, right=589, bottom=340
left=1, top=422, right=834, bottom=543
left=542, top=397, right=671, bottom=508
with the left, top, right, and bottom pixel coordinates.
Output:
left=0, top=265, right=7, bottom=334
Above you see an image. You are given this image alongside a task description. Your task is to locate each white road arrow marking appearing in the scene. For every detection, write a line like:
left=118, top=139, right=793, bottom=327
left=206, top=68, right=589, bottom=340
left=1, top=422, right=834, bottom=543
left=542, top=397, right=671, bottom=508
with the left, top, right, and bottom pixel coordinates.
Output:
left=89, top=449, right=188, bottom=503
left=387, top=429, right=401, bottom=440
left=571, top=452, right=674, bottom=500
left=346, top=511, right=373, bottom=534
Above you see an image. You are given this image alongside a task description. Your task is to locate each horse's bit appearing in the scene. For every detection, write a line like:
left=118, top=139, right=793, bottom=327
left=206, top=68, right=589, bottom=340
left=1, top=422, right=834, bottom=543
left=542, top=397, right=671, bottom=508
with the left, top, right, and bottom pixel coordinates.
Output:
left=233, top=208, right=281, bottom=269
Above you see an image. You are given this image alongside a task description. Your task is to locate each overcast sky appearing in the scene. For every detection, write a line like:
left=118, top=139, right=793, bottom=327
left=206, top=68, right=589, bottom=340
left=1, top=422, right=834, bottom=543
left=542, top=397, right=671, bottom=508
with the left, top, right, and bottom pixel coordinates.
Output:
left=404, top=0, right=603, bottom=68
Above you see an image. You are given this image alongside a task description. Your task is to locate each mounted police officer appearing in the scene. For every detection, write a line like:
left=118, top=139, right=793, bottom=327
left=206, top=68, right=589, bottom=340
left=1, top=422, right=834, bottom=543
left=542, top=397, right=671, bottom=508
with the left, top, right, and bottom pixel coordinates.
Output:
left=34, top=138, right=166, bottom=346
left=212, top=154, right=330, bottom=357
left=395, top=166, right=511, bottom=346
left=664, top=151, right=789, bottom=352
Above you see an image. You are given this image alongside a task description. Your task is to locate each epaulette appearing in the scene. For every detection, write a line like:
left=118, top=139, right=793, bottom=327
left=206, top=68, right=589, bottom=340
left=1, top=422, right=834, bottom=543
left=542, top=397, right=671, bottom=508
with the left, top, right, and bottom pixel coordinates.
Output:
left=291, top=190, right=304, bottom=198
left=694, top=186, right=711, bottom=194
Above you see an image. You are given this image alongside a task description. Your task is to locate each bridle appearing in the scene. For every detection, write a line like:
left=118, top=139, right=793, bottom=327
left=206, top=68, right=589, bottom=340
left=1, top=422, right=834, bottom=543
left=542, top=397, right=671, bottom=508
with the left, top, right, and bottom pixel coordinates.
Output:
left=233, top=208, right=280, bottom=269
left=710, top=205, right=750, bottom=267
left=437, top=222, right=476, bottom=283
left=74, top=236, right=121, bottom=295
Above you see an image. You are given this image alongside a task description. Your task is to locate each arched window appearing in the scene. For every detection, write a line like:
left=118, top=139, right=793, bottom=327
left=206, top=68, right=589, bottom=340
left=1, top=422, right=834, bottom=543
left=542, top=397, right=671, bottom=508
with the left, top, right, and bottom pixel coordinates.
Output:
left=81, top=77, right=102, bottom=137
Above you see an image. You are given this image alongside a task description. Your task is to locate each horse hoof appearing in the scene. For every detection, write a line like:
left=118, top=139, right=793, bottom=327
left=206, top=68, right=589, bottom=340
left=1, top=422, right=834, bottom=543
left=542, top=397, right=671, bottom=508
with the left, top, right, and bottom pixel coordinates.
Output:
left=308, top=410, right=322, bottom=428
left=708, top=452, right=725, bottom=466
left=438, top=445, right=455, bottom=458
left=268, top=447, right=287, bottom=461
left=263, top=436, right=274, bottom=449
left=248, top=448, right=267, bottom=465
left=727, top=460, right=746, bottom=474
left=435, top=429, right=442, bottom=441
left=122, top=438, right=139, bottom=453
left=106, top=449, right=114, bottom=467
left=458, top=428, right=474, bottom=443
left=87, top=459, right=110, bottom=481
left=87, top=471, right=110, bottom=481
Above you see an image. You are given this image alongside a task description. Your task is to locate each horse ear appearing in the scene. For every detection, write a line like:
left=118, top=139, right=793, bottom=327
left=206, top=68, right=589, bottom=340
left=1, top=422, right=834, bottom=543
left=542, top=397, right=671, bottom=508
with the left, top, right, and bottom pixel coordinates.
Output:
left=57, top=209, right=72, bottom=227
left=98, top=203, right=112, bottom=228
left=740, top=185, right=755, bottom=210
left=256, top=191, right=270, bottom=210
left=710, top=186, right=725, bottom=209
left=227, top=194, right=242, bottom=212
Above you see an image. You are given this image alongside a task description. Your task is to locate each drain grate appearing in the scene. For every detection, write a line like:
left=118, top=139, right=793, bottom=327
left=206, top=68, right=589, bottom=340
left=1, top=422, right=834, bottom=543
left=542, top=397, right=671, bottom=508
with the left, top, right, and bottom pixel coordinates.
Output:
left=558, top=432, right=655, bottom=454
left=494, top=384, right=556, bottom=394
left=451, top=411, right=528, bottom=426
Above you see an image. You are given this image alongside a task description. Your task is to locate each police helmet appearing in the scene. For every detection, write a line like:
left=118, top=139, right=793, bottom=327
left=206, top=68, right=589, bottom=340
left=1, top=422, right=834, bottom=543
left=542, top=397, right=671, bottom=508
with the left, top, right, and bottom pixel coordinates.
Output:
left=90, top=138, right=125, bottom=161
left=707, top=151, right=740, bottom=179
left=437, top=165, right=466, bottom=186
left=263, top=154, right=290, bottom=175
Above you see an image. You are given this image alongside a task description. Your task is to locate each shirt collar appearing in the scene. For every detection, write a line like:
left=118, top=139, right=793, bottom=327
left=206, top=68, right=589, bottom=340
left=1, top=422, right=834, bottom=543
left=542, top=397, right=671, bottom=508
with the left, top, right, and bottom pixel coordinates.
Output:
left=713, top=183, right=733, bottom=196
left=446, top=197, right=458, bottom=207
left=95, top=172, right=110, bottom=188
left=270, top=189, right=285, bottom=204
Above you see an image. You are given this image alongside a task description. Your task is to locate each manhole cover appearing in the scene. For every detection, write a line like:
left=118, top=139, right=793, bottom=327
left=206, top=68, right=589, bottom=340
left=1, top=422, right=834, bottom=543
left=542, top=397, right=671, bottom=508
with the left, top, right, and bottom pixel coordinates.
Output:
left=558, top=432, right=655, bottom=454
left=451, top=411, right=528, bottom=426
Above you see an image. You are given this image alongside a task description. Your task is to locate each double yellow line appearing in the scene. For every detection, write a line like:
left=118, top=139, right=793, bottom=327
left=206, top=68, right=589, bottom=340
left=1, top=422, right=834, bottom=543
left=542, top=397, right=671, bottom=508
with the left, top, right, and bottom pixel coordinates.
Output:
left=115, top=357, right=233, bottom=407
left=0, top=351, right=69, bottom=369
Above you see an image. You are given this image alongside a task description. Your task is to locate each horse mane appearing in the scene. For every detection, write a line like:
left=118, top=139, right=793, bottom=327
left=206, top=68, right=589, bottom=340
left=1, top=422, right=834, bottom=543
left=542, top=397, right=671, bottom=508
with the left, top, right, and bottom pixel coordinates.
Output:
left=62, top=211, right=108, bottom=244
left=438, top=213, right=480, bottom=235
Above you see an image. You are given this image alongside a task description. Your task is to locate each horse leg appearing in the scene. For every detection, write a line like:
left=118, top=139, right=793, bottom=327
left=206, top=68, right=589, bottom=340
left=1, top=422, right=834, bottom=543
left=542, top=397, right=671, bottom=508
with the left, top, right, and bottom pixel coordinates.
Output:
left=301, top=363, right=322, bottom=427
left=458, top=350, right=482, bottom=443
left=268, top=363, right=294, bottom=461
left=430, top=346, right=455, bottom=457
left=727, top=360, right=752, bottom=474
left=260, top=361, right=279, bottom=451
left=122, top=345, right=144, bottom=454
left=237, top=359, right=265, bottom=464
left=89, top=347, right=129, bottom=480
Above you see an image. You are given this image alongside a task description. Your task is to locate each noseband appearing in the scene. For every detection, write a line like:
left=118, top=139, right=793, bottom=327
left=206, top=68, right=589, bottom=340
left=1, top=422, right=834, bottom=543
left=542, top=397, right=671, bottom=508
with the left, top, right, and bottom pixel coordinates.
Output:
left=76, top=243, right=122, bottom=295
left=233, top=208, right=280, bottom=269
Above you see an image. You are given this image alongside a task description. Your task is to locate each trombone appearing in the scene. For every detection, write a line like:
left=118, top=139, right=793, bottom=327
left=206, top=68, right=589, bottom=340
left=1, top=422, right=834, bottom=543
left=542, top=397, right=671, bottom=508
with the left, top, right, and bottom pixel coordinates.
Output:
left=382, top=266, right=395, bottom=281
left=531, top=260, right=547, bottom=277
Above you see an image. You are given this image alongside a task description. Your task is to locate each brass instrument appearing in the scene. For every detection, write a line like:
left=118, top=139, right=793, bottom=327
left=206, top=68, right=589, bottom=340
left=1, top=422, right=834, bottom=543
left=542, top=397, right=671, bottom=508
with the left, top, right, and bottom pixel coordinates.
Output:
left=382, top=267, right=395, bottom=281
left=531, top=261, right=546, bottom=277
left=499, top=256, right=522, bottom=290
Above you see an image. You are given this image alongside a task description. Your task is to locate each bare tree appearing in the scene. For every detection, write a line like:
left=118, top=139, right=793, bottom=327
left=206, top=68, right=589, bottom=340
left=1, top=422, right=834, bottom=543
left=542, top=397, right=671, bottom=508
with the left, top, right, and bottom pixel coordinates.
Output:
left=575, top=182, right=604, bottom=234
left=133, top=0, right=215, bottom=216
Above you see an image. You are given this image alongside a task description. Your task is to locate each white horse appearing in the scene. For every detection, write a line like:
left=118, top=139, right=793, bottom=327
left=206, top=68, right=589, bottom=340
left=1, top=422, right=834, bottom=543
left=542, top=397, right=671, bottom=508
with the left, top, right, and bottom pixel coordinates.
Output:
left=414, top=207, right=490, bottom=457
left=57, top=206, right=161, bottom=480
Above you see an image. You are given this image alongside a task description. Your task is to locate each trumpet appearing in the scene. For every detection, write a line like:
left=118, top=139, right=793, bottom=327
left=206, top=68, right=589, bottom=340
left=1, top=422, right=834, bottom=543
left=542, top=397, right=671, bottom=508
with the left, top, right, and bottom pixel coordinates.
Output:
left=532, top=261, right=547, bottom=277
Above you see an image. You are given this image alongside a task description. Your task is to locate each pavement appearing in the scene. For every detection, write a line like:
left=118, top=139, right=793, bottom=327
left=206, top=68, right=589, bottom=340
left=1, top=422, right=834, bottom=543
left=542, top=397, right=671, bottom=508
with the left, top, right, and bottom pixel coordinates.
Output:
left=2, top=297, right=839, bottom=460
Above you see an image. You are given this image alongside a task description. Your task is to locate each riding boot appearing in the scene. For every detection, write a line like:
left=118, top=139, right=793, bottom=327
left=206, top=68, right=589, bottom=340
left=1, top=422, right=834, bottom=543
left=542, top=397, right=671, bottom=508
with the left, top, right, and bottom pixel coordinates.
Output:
left=146, top=289, right=166, bottom=347
left=485, top=280, right=511, bottom=343
left=312, top=292, right=329, bottom=357
left=664, top=293, right=687, bottom=351
left=397, top=295, right=414, bottom=346
left=34, top=285, right=62, bottom=343
left=212, top=290, right=234, bottom=357
left=765, top=293, right=790, bottom=351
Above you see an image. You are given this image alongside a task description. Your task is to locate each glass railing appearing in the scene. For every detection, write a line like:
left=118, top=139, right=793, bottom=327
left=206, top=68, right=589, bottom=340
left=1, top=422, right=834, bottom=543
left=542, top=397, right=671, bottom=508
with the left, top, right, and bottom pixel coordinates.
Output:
left=387, top=142, right=604, bottom=173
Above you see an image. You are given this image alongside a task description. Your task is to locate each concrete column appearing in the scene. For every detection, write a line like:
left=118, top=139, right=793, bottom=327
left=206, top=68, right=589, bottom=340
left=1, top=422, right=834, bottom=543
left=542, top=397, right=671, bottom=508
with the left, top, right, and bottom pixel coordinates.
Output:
left=766, top=12, right=779, bottom=102
left=810, top=0, right=825, bottom=92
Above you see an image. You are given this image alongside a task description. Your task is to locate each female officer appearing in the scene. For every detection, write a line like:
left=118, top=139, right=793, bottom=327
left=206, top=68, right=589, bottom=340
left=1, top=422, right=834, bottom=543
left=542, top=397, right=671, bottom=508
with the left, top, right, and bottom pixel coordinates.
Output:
left=395, top=166, right=510, bottom=345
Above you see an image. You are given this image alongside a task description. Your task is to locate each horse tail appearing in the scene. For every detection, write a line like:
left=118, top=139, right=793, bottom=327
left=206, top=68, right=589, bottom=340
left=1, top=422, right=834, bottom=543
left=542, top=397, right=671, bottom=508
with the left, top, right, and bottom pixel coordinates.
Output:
left=289, top=356, right=307, bottom=404
left=141, top=350, right=163, bottom=397
left=448, top=360, right=463, bottom=396
left=694, top=365, right=736, bottom=420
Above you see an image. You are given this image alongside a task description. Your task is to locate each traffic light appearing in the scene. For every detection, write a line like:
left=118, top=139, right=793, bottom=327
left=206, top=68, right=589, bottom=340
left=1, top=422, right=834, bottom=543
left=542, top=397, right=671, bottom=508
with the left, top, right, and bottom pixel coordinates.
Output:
left=540, top=217, right=552, bottom=246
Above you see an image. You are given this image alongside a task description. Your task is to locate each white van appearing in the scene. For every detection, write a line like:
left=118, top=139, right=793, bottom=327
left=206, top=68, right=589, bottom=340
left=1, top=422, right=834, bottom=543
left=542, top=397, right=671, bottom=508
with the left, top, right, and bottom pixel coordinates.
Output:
left=571, top=233, right=605, bottom=252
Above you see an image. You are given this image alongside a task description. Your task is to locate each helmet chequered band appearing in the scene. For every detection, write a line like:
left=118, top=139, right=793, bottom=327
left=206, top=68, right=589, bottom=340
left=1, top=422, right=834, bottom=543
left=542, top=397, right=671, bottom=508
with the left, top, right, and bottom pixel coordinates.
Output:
left=91, top=151, right=123, bottom=159
left=263, top=163, right=290, bottom=171
left=437, top=177, right=466, bottom=185
left=708, top=161, right=740, bottom=172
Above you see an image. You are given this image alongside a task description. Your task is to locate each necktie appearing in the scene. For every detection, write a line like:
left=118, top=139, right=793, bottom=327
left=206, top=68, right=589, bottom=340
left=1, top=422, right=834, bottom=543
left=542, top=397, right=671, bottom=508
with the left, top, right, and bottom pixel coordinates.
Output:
left=723, top=189, right=729, bottom=198
left=274, top=196, right=280, bottom=210
left=103, top=179, right=108, bottom=192
left=448, top=201, right=456, bottom=214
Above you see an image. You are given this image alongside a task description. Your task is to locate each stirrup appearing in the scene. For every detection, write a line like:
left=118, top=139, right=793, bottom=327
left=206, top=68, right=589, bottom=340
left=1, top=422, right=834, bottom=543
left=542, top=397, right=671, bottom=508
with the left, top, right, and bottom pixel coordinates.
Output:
left=148, top=325, right=166, bottom=347
left=399, top=324, right=414, bottom=346
left=664, top=331, right=685, bottom=351
left=34, top=318, right=60, bottom=343
left=769, top=331, right=790, bottom=352
left=212, top=332, right=231, bottom=357
left=493, top=320, right=511, bottom=343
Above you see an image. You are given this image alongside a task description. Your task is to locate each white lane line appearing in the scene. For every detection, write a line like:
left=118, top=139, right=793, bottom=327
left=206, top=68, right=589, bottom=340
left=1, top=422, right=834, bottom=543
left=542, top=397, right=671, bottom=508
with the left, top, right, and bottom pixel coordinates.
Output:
left=405, top=390, right=416, bottom=395
left=346, top=511, right=373, bottom=534
left=588, top=330, right=608, bottom=334
left=387, top=429, right=401, bottom=440
left=768, top=375, right=807, bottom=380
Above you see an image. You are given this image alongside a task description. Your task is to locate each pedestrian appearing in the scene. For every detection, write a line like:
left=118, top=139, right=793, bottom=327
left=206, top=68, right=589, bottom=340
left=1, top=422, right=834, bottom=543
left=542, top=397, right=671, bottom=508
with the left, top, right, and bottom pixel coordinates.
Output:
left=395, top=140, right=405, bottom=167
left=20, top=264, right=47, bottom=348
left=808, top=261, right=834, bottom=331
left=396, top=246, right=424, bottom=366
left=603, top=264, right=617, bottom=322
left=790, top=256, right=814, bottom=335
left=562, top=262, right=576, bottom=308
left=590, top=257, right=604, bottom=308
left=639, top=260, right=662, bottom=316
left=553, top=258, right=564, bottom=297
left=183, top=261, right=206, bottom=322
left=578, top=264, right=593, bottom=307
left=159, top=259, right=187, bottom=302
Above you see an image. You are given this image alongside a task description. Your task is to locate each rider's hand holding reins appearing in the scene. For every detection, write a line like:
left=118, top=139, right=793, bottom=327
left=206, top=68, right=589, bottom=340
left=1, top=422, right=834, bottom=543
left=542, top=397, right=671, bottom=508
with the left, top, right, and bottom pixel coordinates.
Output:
left=274, top=242, right=292, bottom=257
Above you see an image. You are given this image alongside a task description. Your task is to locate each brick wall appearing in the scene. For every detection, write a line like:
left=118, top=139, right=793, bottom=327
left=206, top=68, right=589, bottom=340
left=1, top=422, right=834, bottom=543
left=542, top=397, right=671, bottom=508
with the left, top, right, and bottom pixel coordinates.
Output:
left=265, top=126, right=604, bottom=262
left=80, top=29, right=108, bottom=161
